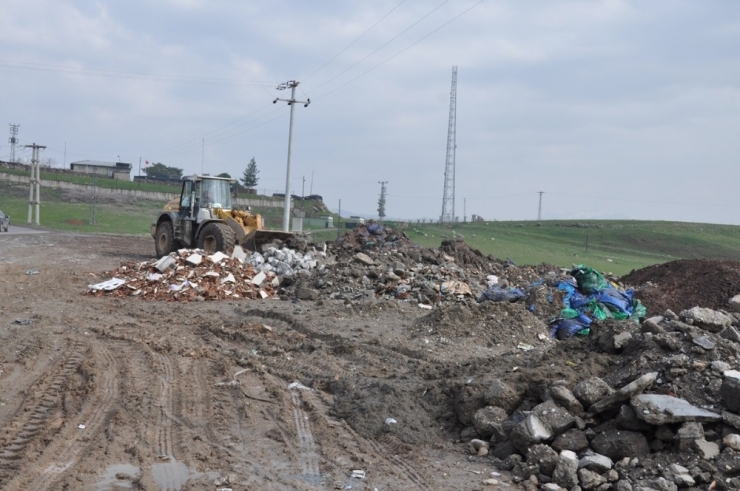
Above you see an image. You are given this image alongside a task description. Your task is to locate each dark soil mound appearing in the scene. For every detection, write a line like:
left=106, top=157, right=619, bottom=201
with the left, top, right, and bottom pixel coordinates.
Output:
left=622, top=259, right=740, bottom=314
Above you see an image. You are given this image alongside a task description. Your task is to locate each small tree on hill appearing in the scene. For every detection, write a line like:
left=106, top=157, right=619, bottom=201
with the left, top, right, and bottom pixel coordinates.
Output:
left=217, top=172, right=231, bottom=179
left=241, top=157, right=259, bottom=189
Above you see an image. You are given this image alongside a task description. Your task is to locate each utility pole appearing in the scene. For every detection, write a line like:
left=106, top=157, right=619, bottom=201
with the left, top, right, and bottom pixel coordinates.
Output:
left=8, top=124, right=20, bottom=163
left=24, top=143, right=45, bottom=225
left=274, top=80, right=310, bottom=232
left=538, top=191, right=544, bottom=221
left=310, top=170, right=314, bottom=195
left=464, top=198, right=467, bottom=223
left=201, top=138, right=205, bottom=174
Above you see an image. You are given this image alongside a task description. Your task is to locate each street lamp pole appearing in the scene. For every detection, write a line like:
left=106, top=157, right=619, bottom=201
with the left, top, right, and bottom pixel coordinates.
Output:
left=274, top=80, right=310, bottom=232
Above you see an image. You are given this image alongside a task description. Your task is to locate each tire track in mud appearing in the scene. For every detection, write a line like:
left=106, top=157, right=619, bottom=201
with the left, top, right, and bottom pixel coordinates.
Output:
left=291, top=391, right=321, bottom=481
left=306, top=390, right=432, bottom=491
left=23, top=344, right=120, bottom=491
left=0, top=341, right=120, bottom=490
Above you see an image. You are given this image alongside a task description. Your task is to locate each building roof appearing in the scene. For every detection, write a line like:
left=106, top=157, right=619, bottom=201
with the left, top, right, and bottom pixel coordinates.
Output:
left=70, top=160, right=132, bottom=170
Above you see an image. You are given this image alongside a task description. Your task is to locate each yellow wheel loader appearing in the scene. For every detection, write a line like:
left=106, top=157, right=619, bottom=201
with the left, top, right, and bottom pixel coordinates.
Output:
left=151, top=175, right=292, bottom=257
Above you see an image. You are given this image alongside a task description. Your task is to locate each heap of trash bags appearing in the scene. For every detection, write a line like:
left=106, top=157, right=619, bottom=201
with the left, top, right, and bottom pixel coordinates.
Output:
left=549, top=265, right=646, bottom=339
left=478, top=264, right=646, bottom=340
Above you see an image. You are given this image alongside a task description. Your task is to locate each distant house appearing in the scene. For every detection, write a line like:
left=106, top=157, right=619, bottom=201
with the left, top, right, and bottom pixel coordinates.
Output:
left=70, top=160, right=132, bottom=181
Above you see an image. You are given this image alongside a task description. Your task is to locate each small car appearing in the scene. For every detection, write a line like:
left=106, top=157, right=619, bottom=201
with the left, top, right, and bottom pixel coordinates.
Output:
left=0, top=210, right=9, bottom=232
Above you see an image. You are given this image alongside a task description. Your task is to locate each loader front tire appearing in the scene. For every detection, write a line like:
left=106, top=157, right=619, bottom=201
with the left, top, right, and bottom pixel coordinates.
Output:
left=154, top=221, right=177, bottom=258
left=197, top=222, right=235, bottom=255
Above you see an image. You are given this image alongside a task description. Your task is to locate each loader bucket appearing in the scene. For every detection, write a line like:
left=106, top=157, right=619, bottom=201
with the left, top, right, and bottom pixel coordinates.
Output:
left=241, top=229, right=294, bottom=252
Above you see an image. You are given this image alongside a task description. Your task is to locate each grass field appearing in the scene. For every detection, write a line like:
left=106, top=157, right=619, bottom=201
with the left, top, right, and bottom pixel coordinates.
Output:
left=3, top=179, right=740, bottom=275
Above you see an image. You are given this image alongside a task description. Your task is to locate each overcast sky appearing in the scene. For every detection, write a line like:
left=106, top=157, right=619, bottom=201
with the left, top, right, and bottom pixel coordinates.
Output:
left=2, top=1, right=739, bottom=223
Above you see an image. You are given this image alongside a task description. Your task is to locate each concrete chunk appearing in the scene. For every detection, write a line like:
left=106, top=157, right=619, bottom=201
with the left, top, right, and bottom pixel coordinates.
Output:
left=185, top=253, right=202, bottom=266
left=680, top=307, right=732, bottom=332
left=631, top=394, right=721, bottom=424
left=589, top=372, right=658, bottom=415
left=722, top=370, right=740, bottom=412
left=354, top=252, right=374, bottom=265
left=154, top=256, right=176, bottom=272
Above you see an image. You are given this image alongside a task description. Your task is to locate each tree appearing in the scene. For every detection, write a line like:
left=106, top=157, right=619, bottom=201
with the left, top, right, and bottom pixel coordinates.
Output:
left=377, top=192, right=386, bottom=221
left=144, top=162, right=183, bottom=179
left=217, top=172, right=232, bottom=179
left=240, top=157, right=259, bottom=188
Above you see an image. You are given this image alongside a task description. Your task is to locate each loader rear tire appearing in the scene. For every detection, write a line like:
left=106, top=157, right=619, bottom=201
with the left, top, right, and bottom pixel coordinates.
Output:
left=154, top=221, right=177, bottom=258
left=197, top=222, right=235, bottom=255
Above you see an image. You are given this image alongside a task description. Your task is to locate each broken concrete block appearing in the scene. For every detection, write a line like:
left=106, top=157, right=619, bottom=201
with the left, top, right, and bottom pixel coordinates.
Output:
left=473, top=406, right=508, bottom=440
left=510, top=414, right=552, bottom=454
left=675, top=422, right=705, bottom=451
left=526, top=444, right=558, bottom=476
left=208, top=251, right=229, bottom=263
left=729, top=294, right=740, bottom=313
left=552, top=428, right=589, bottom=453
left=185, top=253, right=202, bottom=266
left=680, top=307, right=732, bottom=332
left=663, top=463, right=695, bottom=487
left=154, top=256, right=176, bottom=272
left=578, top=468, right=607, bottom=489
left=546, top=385, right=584, bottom=415
left=589, top=372, right=658, bottom=415
left=354, top=252, right=374, bottom=265
left=631, top=394, right=721, bottom=424
left=484, top=379, right=521, bottom=413
left=533, top=399, right=575, bottom=436
left=231, top=245, right=247, bottom=263
left=641, top=316, right=665, bottom=334
left=723, top=434, right=740, bottom=451
left=551, top=450, right=579, bottom=489
left=724, top=410, right=740, bottom=430
left=692, top=439, right=719, bottom=460
left=573, top=377, right=613, bottom=408
left=251, top=272, right=266, bottom=286
left=578, top=453, right=613, bottom=473
left=590, top=430, right=650, bottom=460
left=613, top=332, right=633, bottom=350
left=722, top=370, right=740, bottom=412
left=721, top=325, right=740, bottom=344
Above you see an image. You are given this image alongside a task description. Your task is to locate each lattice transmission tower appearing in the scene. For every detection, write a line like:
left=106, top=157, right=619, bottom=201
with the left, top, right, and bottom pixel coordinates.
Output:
left=440, top=66, right=457, bottom=223
left=8, top=124, right=20, bottom=163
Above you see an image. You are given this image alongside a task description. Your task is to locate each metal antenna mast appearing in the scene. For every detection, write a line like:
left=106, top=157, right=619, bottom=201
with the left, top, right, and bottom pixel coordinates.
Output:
left=440, top=66, right=458, bottom=223
left=538, top=191, right=544, bottom=220
left=8, top=124, right=20, bottom=162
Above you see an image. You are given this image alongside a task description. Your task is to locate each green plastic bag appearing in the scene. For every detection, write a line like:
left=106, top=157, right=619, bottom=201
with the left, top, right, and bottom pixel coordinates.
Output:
left=571, top=265, right=609, bottom=294
left=561, top=308, right=580, bottom=319
left=630, top=300, right=647, bottom=322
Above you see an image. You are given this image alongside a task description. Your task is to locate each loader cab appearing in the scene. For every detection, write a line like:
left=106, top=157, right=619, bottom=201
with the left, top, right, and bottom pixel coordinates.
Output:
left=179, top=176, right=234, bottom=220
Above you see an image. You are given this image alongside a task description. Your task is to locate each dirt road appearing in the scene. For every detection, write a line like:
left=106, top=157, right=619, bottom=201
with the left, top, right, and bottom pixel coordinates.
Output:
left=0, top=232, right=517, bottom=490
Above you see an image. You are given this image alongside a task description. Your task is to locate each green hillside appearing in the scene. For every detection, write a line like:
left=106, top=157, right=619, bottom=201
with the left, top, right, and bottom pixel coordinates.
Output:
left=4, top=178, right=740, bottom=275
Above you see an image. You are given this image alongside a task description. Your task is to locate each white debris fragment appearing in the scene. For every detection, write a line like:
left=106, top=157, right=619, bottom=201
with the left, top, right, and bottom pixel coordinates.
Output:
left=185, top=253, right=202, bottom=266
left=88, top=278, right=126, bottom=291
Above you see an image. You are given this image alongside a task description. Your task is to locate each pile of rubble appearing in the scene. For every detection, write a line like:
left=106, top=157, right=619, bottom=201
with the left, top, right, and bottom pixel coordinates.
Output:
left=86, top=245, right=328, bottom=301
left=454, top=305, right=740, bottom=490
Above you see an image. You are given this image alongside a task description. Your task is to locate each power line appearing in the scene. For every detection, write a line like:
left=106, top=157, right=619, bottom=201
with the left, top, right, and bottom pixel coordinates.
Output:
left=310, top=0, right=485, bottom=101
left=0, top=59, right=275, bottom=88
left=302, top=0, right=408, bottom=83
left=307, top=0, right=451, bottom=94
